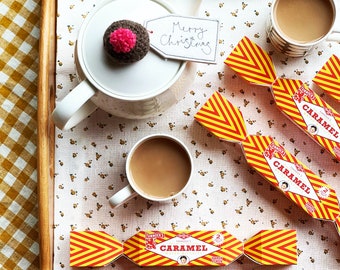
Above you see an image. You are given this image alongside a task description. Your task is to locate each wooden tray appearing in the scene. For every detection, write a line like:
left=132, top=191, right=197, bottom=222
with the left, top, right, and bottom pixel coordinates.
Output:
left=37, top=0, right=56, bottom=269
left=35, top=1, right=340, bottom=269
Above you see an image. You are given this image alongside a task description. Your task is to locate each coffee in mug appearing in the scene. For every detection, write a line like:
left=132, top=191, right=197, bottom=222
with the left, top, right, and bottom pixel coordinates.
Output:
left=109, top=134, right=193, bottom=207
left=267, top=0, right=339, bottom=57
left=275, top=0, right=333, bottom=43
left=129, top=137, right=191, bottom=198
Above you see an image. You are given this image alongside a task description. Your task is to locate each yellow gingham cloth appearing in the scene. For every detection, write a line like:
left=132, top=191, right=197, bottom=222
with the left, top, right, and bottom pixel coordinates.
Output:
left=0, top=0, right=40, bottom=269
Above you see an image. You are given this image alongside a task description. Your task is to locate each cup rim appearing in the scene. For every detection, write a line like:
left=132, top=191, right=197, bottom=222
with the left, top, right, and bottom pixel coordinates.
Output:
left=270, top=0, right=337, bottom=47
left=76, top=0, right=187, bottom=102
left=125, top=134, right=193, bottom=202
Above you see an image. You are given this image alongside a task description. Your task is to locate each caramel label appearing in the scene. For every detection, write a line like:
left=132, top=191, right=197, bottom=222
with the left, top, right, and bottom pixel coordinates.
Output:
left=145, top=232, right=222, bottom=264
left=294, top=85, right=340, bottom=141
left=265, top=155, right=319, bottom=201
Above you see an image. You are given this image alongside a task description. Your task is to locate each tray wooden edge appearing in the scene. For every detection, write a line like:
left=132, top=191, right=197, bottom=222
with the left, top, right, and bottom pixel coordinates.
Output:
left=37, top=0, right=57, bottom=269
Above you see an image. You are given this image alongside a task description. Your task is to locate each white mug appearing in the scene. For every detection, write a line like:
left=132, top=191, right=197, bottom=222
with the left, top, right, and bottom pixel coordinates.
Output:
left=267, top=0, right=340, bottom=57
left=52, top=0, right=196, bottom=130
left=109, top=134, right=193, bottom=208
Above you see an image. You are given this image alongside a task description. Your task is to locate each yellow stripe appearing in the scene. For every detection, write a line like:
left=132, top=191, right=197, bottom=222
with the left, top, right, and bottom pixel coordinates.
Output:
left=70, top=239, right=109, bottom=261
left=137, top=254, right=169, bottom=266
left=245, top=230, right=297, bottom=264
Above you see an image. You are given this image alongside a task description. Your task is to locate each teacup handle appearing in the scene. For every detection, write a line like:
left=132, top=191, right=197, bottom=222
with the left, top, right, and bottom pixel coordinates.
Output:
left=109, top=185, right=138, bottom=208
left=52, top=80, right=98, bottom=130
left=327, top=12, right=340, bottom=41
left=327, top=29, right=340, bottom=42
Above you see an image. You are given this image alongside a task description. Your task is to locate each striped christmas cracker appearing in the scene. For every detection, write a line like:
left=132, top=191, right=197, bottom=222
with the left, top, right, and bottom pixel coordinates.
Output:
left=225, top=36, right=340, bottom=161
left=69, top=230, right=297, bottom=267
left=313, top=54, right=340, bottom=101
left=195, top=92, right=340, bottom=236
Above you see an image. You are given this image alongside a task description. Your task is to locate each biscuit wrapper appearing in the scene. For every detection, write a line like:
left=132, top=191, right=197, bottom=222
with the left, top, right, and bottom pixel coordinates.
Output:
left=69, top=229, right=297, bottom=267
left=195, top=91, right=340, bottom=236
left=225, top=37, right=340, bottom=161
left=313, top=54, right=340, bottom=102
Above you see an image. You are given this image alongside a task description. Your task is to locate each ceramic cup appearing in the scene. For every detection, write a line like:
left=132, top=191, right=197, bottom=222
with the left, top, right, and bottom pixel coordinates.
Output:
left=52, top=0, right=196, bottom=130
left=109, top=134, right=193, bottom=208
left=266, top=0, right=340, bottom=57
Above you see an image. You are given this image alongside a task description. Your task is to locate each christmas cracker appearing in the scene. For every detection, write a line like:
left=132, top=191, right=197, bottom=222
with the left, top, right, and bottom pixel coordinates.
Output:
left=69, top=229, right=297, bottom=267
left=195, top=91, right=340, bottom=236
left=224, top=37, right=340, bottom=161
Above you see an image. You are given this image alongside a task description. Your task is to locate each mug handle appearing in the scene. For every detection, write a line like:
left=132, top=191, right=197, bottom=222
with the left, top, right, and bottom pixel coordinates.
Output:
left=327, top=12, right=340, bottom=41
left=52, top=80, right=98, bottom=130
left=327, top=29, right=340, bottom=42
left=109, top=185, right=138, bottom=208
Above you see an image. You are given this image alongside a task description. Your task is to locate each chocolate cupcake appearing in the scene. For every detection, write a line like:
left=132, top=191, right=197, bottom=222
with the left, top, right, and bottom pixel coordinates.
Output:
left=103, top=20, right=150, bottom=64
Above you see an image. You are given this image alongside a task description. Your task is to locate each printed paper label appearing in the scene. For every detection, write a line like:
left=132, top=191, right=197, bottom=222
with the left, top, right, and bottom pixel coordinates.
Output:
left=265, top=156, right=319, bottom=201
left=145, top=15, right=219, bottom=63
left=292, top=85, right=340, bottom=142
left=145, top=232, right=221, bottom=264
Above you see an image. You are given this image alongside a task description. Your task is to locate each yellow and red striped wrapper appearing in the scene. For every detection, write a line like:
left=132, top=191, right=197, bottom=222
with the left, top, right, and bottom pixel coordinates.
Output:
left=225, top=36, right=340, bottom=161
left=69, top=230, right=297, bottom=267
left=313, top=54, right=340, bottom=102
left=195, top=91, right=340, bottom=236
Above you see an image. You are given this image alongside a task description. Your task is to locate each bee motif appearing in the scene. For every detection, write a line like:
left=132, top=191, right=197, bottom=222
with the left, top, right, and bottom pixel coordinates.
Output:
left=96, top=203, right=102, bottom=211
left=135, top=210, right=143, bottom=218
left=197, top=71, right=205, bottom=77
left=171, top=223, right=178, bottom=231
left=84, top=160, right=92, bottom=168
left=85, top=210, right=93, bottom=218
left=149, top=222, right=158, bottom=228
left=69, top=139, right=77, bottom=145
left=221, top=221, right=227, bottom=229
left=95, top=152, right=102, bottom=160
left=99, top=223, right=109, bottom=229
left=185, top=208, right=193, bottom=216
left=172, top=199, right=179, bottom=207
left=231, top=10, right=238, bottom=17
left=121, top=224, right=127, bottom=232
left=98, top=172, right=108, bottom=179
left=249, top=218, right=258, bottom=225
left=220, top=186, right=227, bottom=192
left=235, top=206, right=243, bottom=214
left=270, top=220, right=277, bottom=228
left=199, top=220, right=209, bottom=226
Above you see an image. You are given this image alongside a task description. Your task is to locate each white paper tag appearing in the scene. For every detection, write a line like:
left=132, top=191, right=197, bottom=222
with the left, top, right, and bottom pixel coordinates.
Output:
left=145, top=15, right=219, bottom=64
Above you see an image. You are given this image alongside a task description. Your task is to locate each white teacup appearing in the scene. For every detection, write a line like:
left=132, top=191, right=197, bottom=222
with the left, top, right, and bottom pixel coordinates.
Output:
left=267, top=0, right=340, bottom=57
left=52, top=0, right=196, bottom=130
left=109, top=134, right=193, bottom=208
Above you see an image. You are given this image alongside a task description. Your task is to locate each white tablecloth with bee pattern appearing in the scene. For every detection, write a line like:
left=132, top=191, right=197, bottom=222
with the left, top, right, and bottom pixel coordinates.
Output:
left=54, top=0, right=340, bottom=269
